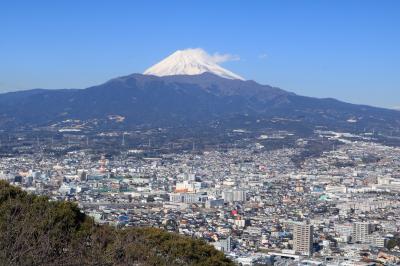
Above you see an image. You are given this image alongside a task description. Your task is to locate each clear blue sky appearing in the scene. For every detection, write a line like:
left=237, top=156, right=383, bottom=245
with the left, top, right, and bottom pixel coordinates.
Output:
left=1, top=0, right=399, bottom=108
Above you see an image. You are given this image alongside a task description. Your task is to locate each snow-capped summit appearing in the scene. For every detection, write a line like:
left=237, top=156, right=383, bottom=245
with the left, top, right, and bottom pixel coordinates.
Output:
left=144, top=48, right=244, bottom=80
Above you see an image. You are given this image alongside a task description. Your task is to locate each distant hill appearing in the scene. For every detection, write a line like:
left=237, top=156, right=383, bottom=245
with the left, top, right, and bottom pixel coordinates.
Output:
left=0, top=181, right=233, bottom=266
left=0, top=73, right=399, bottom=134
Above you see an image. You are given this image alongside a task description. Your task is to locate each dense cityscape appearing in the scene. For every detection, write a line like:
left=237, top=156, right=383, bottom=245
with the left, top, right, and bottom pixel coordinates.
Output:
left=1, top=129, right=400, bottom=265
left=2, top=2, right=400, bottom=265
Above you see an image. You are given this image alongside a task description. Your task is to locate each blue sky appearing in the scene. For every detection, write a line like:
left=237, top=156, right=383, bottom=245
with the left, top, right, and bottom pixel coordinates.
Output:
left=1, top=0, right=399, bottom=108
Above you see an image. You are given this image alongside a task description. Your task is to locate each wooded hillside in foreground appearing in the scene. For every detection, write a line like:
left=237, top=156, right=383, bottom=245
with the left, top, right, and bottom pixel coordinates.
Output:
left=0, top=181, right=233, bottom=266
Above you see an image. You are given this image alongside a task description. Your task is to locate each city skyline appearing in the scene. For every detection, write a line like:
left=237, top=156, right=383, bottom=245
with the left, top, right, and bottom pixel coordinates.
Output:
left=2, top=1, right=400, bottom=265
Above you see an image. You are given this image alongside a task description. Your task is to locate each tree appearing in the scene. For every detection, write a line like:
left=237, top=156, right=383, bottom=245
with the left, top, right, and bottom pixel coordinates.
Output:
left=0, top=181, right=233, bottom=266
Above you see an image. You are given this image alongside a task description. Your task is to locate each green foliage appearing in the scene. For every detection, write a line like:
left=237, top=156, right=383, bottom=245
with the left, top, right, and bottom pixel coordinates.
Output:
left=0, top=181, right=233, bottom=266
left=387, top=239, right=397, bottom=250
left=386, top=236, right=400, bottom=250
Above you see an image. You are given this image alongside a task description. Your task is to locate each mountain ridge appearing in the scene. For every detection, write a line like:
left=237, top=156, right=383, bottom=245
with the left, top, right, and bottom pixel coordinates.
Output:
left=0, top=73, right=398, bottom=135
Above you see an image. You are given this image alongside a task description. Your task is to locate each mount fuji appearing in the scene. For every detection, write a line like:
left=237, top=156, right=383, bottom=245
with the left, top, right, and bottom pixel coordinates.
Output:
left=0, top=49, right=399, bottom=136
left=144, top=48, right=244, bottom=80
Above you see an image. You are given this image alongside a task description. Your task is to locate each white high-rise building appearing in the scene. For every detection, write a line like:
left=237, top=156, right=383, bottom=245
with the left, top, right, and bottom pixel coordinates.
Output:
left=222, top=190, right=247, bottom=203
left=293, top=222, right=313, bottom=256
left=352, top=222, right=372, bottom=243
left=213, top=236, right=232, bottom=253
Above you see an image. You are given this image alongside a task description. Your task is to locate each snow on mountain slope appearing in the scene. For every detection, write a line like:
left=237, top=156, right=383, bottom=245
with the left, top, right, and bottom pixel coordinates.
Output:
left=144, top=48, right=244, bottom=80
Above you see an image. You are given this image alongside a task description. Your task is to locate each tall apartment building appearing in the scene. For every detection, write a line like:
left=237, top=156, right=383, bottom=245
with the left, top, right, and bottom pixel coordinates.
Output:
left=213, top=236, right=232, bottom=253
left=293, top=222, right=313, bottom=256
left=352, top=222, right=372, bottom=243
left=222, top=190, right=247, bottom=203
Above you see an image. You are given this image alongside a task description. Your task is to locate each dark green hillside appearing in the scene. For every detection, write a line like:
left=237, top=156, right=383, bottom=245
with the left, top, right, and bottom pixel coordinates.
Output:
left=0, top=181, right=233, bottom=266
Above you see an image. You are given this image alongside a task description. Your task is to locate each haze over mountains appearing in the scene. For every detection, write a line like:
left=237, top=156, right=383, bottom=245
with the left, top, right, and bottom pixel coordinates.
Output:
left=0, top=49, right=399, bottom=135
